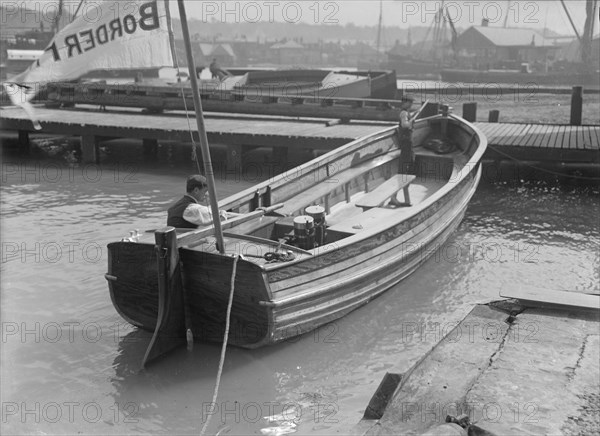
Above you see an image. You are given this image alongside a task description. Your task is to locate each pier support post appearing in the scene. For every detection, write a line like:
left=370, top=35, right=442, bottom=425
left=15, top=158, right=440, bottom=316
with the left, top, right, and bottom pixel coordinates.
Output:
left=143, top=138, right=158, bottom=160
left=462, top=102, right=477, bottom=122
left=488, top=110, right=500, bottom=123
left=80, top=135, right=99, bottom=164
left=440, top=104, right=449, bottom=136
left=570, top=86, right=582, bottom=126
left=18, top=130, right=30, bottom=154
left=272, top=147, right=288, bottom=165
left=226, top=143, right=242, bottom=174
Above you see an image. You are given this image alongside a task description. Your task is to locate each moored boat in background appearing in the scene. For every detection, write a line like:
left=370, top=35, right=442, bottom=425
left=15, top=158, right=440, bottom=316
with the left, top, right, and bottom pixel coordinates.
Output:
left=80, top=67, right=399, bottom=100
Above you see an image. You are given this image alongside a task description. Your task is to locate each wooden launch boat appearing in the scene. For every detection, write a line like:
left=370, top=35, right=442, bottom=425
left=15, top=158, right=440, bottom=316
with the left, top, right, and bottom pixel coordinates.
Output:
left=215, top=68, right=399, bottom=99
left=106, top=111, right=487, bottom=363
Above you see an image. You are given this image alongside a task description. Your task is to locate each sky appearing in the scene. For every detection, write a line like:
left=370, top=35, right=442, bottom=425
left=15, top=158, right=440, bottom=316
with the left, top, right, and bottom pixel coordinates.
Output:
left=183, top=1, right=593, bottom=34
left=9, top=0, right=596, bottom=36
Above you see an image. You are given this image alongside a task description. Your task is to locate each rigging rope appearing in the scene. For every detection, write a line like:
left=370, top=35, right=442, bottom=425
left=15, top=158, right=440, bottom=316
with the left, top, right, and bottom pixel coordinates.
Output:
left=171, top=35, right=203, bottom=174
left=199, top=254, right=240, bottom=436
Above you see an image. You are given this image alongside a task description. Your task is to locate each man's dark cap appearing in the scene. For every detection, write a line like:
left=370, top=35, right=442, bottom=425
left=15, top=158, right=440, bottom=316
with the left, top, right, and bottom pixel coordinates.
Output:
left=186, top=175, right=208, bottom=192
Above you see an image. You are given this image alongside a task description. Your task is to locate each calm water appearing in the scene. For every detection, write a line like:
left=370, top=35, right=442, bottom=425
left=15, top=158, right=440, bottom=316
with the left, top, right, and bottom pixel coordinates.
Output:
left=1, top=145, right=598, bottom=435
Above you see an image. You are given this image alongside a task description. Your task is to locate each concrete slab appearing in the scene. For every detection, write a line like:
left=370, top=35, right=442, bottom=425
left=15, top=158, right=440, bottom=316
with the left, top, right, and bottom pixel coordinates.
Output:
left=355, top=303, right=600, bottom=436
left=465, top=309, right=599, bottom=435
left=364, top=304, right=513, bottom=435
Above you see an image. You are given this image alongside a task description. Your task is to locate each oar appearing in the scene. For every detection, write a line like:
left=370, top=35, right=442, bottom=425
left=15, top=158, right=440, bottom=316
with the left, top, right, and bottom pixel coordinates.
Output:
left=176, top=203, right=284, bottom=247
left=408, top=99, right=430, bottom=123
left=144, top=203, right=284, bottom=237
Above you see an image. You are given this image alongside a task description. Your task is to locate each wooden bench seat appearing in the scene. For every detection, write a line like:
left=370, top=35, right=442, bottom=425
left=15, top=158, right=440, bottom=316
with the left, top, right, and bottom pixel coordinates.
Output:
left=327, top=207, right=400, bottom=234
left=278, top=149, right=402, bottom=216
left=356, top=174, right=416, bottom=211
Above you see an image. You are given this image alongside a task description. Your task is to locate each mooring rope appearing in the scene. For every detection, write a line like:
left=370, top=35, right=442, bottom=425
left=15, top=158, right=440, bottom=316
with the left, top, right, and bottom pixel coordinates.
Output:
left=200, top=254, right=240, bottom=436
left=487, top=144, right=600, bottom=181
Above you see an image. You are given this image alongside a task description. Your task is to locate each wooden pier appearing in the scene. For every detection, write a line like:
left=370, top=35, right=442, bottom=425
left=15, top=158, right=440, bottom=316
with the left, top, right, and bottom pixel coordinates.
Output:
left=475, top=122, right=600, bottom=171
left=1, top=103, right=598, bottom=176
left=0, top=105, right=390, bottom=168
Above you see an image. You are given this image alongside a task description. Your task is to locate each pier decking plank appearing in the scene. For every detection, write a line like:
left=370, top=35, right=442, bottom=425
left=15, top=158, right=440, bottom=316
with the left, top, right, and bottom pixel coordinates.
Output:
left=496, top=124, right=522, bottom=145
left=569, top=126, right=580, bottom=150
left=582, top=126, right=593, bottom=150
left=554, top=126, right=568, bottom=149
left=576, top=126, right=587, bottom=150
left=594, top=126, right=600, bottom=147
left=562, top=126, right=573, bottom=150
left=479, top=123, right=504, bottom=138
left=489, top=123, right=515, bottom=141
left=522, top=124, right=541, bottom=147
left=494, top=123, right=523, bottom=145
left=505, top=124, right=532, bottom=146
left=591, top=126, right=600, bottom=149
left=546, top=125, right=563, bottom=149
left=532, top=124, right=552, bottom=147
left=531, top=124, right=549, bottom=148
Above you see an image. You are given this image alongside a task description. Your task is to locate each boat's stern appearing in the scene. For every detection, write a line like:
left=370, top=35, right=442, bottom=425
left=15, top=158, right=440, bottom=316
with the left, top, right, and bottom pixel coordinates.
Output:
left=106, top=241, right=159, bottom=331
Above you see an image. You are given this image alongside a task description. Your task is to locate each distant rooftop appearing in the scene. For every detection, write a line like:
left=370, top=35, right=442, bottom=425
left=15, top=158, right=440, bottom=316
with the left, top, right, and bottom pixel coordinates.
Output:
left=470, top=26, right=556, bottom=47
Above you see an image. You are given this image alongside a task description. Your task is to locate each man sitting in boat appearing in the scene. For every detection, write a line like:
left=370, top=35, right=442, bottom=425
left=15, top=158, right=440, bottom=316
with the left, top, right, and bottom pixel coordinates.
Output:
left=167, top=175, right=229, bottom=228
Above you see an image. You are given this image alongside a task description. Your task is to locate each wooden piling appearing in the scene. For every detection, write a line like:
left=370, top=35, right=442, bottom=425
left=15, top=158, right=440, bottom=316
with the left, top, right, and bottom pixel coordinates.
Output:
left=80, top=134, right=99, bottom=164
left=488, top=110, right=500, bottom=123
left=226, top=143, right=242, bottom=172
left=272, top=147, right=288, bottom=165
left=462, top=102, right=477, bottom=122
left=18, top=130, right=30, bottom=154
left=143, top=138, right=158, bottom=159
left=570, top=86, right=583, bottom=126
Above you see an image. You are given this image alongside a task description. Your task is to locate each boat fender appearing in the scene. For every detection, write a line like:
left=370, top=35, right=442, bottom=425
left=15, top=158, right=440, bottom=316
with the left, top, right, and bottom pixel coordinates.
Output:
left=264, top=251, right=296, bottom=263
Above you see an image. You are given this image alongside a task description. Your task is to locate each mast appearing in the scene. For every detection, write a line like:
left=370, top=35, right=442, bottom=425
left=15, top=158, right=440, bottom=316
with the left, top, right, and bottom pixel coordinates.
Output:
left=177, top=0, right=226, bottom=254
left=432, top=0, right=445, bottom=63
left=560, top=0, right=582, bottom=42
left=72, top=0, right=85, bottom=23
left=581, top=0, right=597, bottom=67
left=376, top=0, right=383, bottom=63
left=53, top=0, right=63, bottom=34
left=503, top=1, right=510, bottom=28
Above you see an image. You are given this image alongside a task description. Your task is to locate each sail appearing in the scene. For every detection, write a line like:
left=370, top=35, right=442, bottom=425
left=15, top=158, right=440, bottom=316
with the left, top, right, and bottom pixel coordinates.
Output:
left=3, top=0, right=174, bottom=105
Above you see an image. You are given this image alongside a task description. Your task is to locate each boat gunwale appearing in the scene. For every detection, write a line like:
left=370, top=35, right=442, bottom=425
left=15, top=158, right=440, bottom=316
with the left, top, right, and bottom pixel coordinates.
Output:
left=260, top=115, right=487, bottom=269
left=264, top=168, right=481, bottom=307
left=217, top=125, right=399, bottom=210
left=219, top=114, right=485, bottom=213
left=117, top=115, right=486, bottom=269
